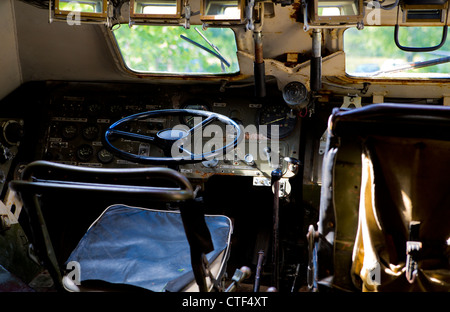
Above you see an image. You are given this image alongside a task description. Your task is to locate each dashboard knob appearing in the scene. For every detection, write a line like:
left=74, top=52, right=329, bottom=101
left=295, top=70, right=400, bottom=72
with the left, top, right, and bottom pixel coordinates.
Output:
left=244, top=154, right=255, bottom=166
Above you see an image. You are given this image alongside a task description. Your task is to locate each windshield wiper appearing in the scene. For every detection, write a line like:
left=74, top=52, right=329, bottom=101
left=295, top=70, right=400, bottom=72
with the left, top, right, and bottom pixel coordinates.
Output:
left=369, top=55, right=450, bottom=77
left=180, top=28, right=230, bottom=70
left=193, top=28, right=230, bottom=67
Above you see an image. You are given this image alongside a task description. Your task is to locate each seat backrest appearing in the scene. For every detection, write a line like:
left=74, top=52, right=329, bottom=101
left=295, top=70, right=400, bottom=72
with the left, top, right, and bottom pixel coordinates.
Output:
left=317, top=103, right=450, bottom=291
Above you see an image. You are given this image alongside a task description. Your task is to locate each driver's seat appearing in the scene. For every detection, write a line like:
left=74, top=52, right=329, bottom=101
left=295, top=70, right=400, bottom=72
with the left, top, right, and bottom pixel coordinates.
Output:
left=10, top=160, right=232, bottom=292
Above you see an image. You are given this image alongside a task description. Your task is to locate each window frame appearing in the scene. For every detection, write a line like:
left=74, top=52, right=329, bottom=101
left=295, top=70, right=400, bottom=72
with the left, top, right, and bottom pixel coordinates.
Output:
left=343, top=25, right=450, bottom=80
left=109, top=24, right=241, bottom=78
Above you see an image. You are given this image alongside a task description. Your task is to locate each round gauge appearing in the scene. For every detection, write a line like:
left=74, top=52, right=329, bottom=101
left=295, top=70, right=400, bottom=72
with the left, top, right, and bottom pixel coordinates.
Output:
left=86, top=101, right=102, bottom=117
left=180, top=101, right=210, bottom=128
left=282, top=81, right=308, bottom=107
left=76, top=144, right=94, bottom=162
left=82, top=124, right=100, bottom=141
left=257, top=103, right=298, bottom=139
left=2, top=120, right=24, bottom=146
left=109, top=103, right=123, bottom=117
left=61, top=124, right=78, bottom=140
left=97, top=148, right=114, bottom=164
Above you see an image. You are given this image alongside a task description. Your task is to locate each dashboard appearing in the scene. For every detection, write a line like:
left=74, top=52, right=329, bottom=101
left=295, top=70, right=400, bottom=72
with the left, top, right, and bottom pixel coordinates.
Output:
left=8, top=82, right=302, bottom=183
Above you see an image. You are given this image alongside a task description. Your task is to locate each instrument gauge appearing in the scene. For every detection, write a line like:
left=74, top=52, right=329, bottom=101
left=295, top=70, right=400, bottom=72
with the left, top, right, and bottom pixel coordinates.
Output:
left=109, top=103, right=123, bottom=117
left=257, top=102, right=297, bottom=139
left=282, top=81, right=309, bottom=107
left=97, top=148, right=114, bottom=164
left=86, top=101, right=103, bottom=117
left=180, top=100, right=210, bottom=128
left=82, top=124, right=100, bottom=141
left=61, top=123, right=78, bottom=140
left=76, top=144, right=94, bottom=162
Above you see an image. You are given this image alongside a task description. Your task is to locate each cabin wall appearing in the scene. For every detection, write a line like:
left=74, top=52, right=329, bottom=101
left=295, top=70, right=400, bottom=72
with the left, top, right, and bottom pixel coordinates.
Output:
left=0, top=0, right=22, bottom=100
left=13, top=0, right=125, bottom=83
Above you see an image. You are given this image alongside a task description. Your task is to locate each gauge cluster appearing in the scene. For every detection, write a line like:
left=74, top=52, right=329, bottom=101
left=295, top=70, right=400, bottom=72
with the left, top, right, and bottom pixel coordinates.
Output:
left=37, top=82, right=302, bottom=180
left=257, top=102, right=298, bottom=138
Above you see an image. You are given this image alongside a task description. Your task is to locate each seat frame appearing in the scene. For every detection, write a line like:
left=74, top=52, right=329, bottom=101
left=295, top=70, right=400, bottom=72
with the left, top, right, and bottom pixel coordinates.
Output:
left=9, top=160, right=221, bottom=292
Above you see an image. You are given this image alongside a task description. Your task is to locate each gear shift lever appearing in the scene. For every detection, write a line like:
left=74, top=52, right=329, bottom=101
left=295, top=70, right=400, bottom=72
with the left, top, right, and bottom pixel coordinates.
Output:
left=271, top=167, right=282, bottom=289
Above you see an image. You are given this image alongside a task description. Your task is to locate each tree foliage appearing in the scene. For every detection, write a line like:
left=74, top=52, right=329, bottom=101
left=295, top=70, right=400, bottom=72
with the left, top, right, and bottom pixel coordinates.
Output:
left=345, top=26, right=450, bottom=75
left=113, top=25, right=240, bottom=75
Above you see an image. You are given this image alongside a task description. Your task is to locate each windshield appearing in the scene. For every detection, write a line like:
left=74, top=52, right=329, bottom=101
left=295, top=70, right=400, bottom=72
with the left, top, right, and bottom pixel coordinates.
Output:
left=113, top=25, right=240, bottom=75
left=345, top=26, right=450, bottom=78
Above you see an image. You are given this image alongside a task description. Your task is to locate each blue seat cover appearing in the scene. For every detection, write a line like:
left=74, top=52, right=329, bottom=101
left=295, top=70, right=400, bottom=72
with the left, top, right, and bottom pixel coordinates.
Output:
left=65, top=205, right=231, bottom=292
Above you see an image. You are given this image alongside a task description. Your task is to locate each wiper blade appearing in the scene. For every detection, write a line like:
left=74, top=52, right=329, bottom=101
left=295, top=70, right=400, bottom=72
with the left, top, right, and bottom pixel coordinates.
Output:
left=370, top=56, right=450, bottom=77
left=180, top=32, right=230, bottom=68
left=194, top=28, right=230, bottom=68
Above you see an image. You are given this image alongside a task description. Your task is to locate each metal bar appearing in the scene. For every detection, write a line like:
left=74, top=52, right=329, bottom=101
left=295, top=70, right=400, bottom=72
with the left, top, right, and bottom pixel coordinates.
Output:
left=271, top=168, right=282, bottom=289
left=253, top=250, right=264, bottom=292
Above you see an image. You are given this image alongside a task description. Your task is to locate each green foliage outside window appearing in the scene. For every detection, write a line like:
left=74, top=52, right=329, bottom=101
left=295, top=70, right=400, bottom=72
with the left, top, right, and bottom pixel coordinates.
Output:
left=113, top=25, right=240, bottom=75
left=345, top=26, right=450, bottom=77
left=58, top=1, right=97, bottom=12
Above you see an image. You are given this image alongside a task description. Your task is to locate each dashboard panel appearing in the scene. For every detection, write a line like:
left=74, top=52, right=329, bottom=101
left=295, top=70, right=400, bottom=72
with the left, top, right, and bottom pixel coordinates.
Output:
left=26, top=82, right=302, bottom=181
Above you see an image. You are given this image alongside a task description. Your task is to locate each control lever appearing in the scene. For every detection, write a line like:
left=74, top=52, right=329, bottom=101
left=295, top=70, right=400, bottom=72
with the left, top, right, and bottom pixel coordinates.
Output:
left=225, top=266, right=251, bottom=292
left=253, top=250, right=265, bottom=292
left=291, top=263, right=301, bottom=292
left=271, top=168, right=282, bottom=289
left=264, top=147, right=275, bottom=168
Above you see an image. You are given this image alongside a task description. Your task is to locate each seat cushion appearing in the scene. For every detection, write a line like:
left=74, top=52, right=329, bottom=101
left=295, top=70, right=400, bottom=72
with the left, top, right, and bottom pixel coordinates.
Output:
left=64, top=205, right=232, bottom=292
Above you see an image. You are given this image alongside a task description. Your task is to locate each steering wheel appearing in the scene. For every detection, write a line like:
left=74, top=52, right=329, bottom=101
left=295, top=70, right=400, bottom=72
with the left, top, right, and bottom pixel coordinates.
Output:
left=104, top=109, right=242, bottom=165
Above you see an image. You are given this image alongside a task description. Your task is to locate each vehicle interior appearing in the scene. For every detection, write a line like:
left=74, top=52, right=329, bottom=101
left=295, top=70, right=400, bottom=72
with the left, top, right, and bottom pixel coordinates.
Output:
left=0, top=0, right=449, bottom=294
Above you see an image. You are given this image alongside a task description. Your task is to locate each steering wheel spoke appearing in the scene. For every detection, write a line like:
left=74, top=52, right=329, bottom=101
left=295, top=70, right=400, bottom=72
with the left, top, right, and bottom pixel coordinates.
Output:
left=188, top=114, right=218, bottom=135
left=107, top=129, right=156, bottom=144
